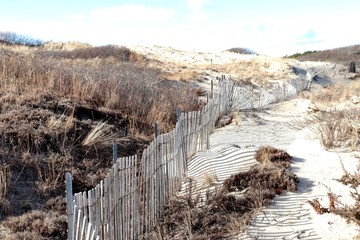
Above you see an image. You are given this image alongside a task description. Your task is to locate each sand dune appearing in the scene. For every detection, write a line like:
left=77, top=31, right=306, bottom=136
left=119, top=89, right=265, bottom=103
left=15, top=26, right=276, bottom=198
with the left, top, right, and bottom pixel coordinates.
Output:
left=182, top=96, right=359, bottom=239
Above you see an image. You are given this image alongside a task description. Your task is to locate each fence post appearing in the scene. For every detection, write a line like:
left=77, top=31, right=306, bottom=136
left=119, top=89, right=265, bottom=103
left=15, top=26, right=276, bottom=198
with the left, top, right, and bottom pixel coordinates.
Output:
left=113, top=142, right=118, bottom=163
left=210, top=58, right=213, bottom=85
left=176, top=109, right=187, bottom=169
left=211, top=80, right=214, bottom=99
left=349, top=61, right=356, bottom=73
left=176, top=109, right=181, bottom=121
left=154, top=122, right=159, bottom=138
left=258, top=90, right=261, bottom=109
left=65, top=172, right=73, bottom=240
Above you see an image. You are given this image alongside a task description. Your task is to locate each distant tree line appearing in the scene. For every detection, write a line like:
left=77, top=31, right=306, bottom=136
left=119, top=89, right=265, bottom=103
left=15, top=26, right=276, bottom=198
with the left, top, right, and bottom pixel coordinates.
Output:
left=286, top=50, right=318, bottom=58
left=226, top=47, right=257, bottom=55
left=0, top=31, right=44, bottom=47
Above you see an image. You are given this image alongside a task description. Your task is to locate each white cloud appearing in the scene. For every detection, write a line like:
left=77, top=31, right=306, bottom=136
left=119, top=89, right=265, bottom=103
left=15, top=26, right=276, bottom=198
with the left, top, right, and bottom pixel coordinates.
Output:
left=65, top=14, right=86, bottom=21
left=186, top=0, right=210, bottom=22
left=1, top=2, right=359, bottom=57
left=186, top=0, right=209, bottom=11
left=90, top=5, right=176, bottom=22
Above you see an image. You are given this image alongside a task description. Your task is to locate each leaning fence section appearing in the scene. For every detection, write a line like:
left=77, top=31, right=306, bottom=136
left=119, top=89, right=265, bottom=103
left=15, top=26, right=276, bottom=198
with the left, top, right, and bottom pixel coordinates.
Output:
left=66, top=77, right=230, bottom=240
left=66, top=73, right=309, bottom=239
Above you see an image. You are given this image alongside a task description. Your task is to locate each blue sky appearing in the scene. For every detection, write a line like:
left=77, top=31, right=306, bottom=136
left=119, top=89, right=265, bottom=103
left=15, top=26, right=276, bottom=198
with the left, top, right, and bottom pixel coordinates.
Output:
left=0, top=0, right=359, bottom=56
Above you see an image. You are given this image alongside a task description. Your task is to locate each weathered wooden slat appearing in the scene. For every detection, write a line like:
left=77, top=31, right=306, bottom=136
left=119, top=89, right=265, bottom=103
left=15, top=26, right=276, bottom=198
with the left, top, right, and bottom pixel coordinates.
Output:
left=127, top=157, right=131, bottom=239
left=65, top=173, right=73, bottom=240
left=119, top=157, right=125, bottom=240
left=113, top=160, right=119, bottom=240
left=67, top=76, right=231, bottom=240
left=99, top=180, right=104, bottom=239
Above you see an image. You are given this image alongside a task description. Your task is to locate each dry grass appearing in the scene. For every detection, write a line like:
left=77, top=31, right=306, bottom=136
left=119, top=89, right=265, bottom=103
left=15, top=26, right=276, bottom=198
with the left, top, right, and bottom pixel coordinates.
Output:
left=307, top=76, right=360, bottom=227
left=308, top=160, right=360, bottom=225
left=201, top=172, right=218, bottom=188
left=37, top=45, right=133, bottom=62
left=0, top=47, right=200, bottom=134
left=82, top=121, right=122, bottom=146
left=311, top=81, right=360, bottom=106
left=255, top=146, right=292, bottom=168
left=294, top=44, right=360, bottom=67
left=223, top=163, right=298, bottom=194
left=3, top=210, right=67, bottom=239
left=43, top=41, right=91, bottom=51
left=308, top=80, right=360, bottom=150
left=0, top=166, right=11, bottom=198
left=130, top=46, right=296, bottom=86
left=212, top=57, right=295, bottom=86
left=0, top=43, right=201, bottom=238
left=149, top=147, right=298, bottom=239
left=309, top=109, right=360, bottom=150
left=161, top=70, right=201, bottom=81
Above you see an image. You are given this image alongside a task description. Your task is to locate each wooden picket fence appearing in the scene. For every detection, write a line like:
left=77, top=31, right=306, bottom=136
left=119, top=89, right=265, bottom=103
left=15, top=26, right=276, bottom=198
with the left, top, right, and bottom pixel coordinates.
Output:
left=66, top=76, right=232, bottom=240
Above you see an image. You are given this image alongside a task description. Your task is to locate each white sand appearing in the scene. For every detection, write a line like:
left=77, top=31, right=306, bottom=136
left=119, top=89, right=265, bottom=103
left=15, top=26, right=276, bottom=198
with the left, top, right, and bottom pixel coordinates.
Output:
left=131, top=45, right=359, bottom=239
left=184, top=97, right=359, bottom=239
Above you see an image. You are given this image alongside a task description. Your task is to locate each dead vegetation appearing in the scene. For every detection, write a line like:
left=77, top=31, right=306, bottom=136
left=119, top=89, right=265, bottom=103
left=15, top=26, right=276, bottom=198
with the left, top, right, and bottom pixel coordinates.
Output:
left=306, top=76, right=360, bottom=227
left=212, top=57, right=295, bottom=86
left=329, top=159, right=360, bottom=225
left=0, top=42, right=202, bottom=238
left=303, top=80, right=360, bottom=150
left=147, top=147, right=298, bottom=239
left=129, top=46, right=296, bottom=86
left=3, top=209, right=67, bottom=240
left=308, top=161, right=360, bottom=225
left=254, top=146, right=292, bottom=168
left=292, top=44, right=360, bottom=67
left=313, top=109, right=360, bottom=150
left=311, top=81, right=360, bottom=106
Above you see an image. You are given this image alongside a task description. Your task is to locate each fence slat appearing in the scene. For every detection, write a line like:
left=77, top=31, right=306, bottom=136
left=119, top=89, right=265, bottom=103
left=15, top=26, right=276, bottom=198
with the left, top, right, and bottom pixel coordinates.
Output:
left=67, top=76, right=236, bottom=240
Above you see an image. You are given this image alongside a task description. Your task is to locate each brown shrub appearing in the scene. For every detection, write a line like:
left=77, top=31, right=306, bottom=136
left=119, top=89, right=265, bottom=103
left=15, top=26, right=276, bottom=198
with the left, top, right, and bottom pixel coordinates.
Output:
left=223, top=164, right=298, bottom=193
left=226, top=47, right=256, bottom=55
left=295, top=44, right=360, bottom=66
left=5, top=231, right=45, bottom=240
left=43, top=196, right=67, bottom=214
left=311, top=81, right=360, bottom=105
left=0, top=197, right=11, bottom=216
left=313, top=109, right=360, bottom=150
left=151, top=147, right=298, bottom=239
left=330, top=161, right=360, bottom=225
left=0, top=43, right=202, bottom=239
left=0, top=49, right=200, bottom=134
left=37, top=45, right=132, bottom=62
left=3, top=210, right=67, bottom=239
left=255, top=146, right=292, bottom=168
left=152, top=189, right=254, bottom=239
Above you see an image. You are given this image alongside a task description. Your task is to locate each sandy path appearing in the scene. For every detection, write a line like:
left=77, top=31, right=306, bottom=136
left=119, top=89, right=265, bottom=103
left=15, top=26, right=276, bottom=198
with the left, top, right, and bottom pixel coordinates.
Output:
left=184, top=97, right=359, bottom=239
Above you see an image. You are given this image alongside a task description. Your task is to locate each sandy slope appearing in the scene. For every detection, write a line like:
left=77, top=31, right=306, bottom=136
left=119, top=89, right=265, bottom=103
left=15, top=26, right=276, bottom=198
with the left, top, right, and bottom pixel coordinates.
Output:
left=184, top=96, right=359, bottom=239
left=128, top=45, right=296, bottom=84
left=131, top=45, right=359, bottom=238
